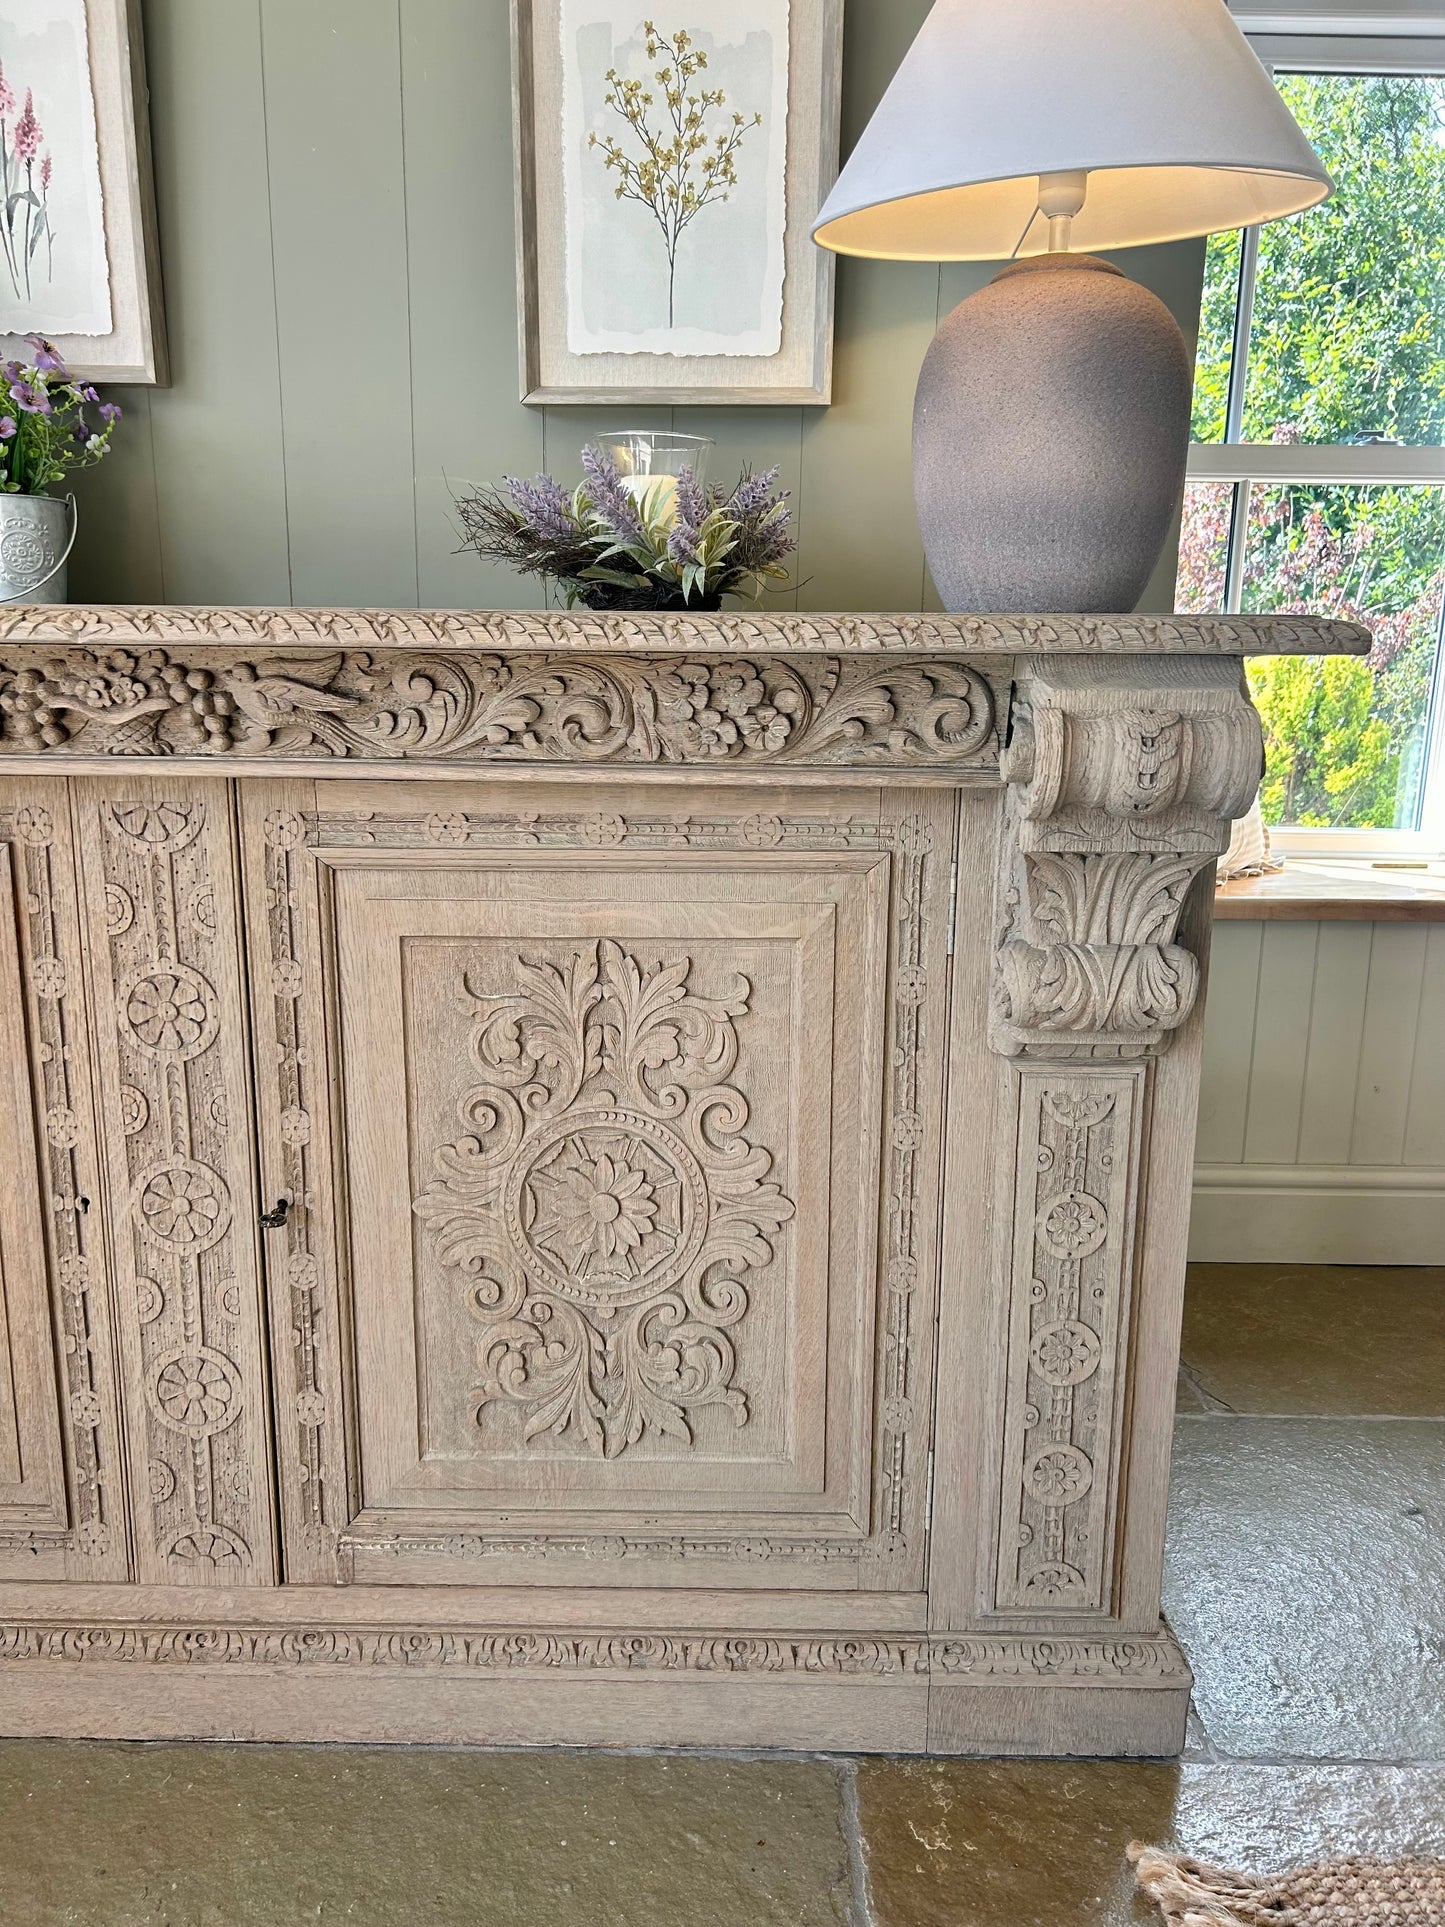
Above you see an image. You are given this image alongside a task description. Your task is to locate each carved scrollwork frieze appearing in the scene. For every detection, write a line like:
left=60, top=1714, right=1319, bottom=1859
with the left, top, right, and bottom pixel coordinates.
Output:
left=0, top=646, right=998, bottom=773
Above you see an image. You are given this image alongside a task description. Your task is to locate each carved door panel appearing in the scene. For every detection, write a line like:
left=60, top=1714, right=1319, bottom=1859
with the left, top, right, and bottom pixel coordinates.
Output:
left=0, top=782, right=127, bottom=1581
left=74, top=779, right=278, bottom=1586
left=0, top=844, right=69, bottom=1548
left=240, top=783, right=953, bottom=1592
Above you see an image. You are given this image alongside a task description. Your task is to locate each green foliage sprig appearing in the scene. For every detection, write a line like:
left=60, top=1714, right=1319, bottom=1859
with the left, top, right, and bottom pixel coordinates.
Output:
left=1181, top=73, right=1445, bottom=829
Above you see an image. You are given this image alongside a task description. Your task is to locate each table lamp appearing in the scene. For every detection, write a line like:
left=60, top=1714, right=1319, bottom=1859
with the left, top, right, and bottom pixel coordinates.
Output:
left=811, top=0, right=1331, bottom=614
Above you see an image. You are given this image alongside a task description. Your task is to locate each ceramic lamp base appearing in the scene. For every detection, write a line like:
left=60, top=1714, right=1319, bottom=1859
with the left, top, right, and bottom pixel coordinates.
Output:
left=912, top=254, right=1193, bottom=614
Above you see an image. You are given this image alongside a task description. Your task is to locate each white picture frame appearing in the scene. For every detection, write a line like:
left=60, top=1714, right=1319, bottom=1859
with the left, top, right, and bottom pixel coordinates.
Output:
left=512, top=0, right=842, bottom=405
left=0, top=0, right=167, bottom=386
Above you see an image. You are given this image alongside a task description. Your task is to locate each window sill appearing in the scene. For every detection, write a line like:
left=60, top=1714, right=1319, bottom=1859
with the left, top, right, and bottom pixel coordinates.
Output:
left=1215, top=859, right=1445, bottom=921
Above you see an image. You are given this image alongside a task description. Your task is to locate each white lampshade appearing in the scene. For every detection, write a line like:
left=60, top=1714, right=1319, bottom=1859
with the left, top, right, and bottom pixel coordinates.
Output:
left=813, top=0, right=1330, bottom=261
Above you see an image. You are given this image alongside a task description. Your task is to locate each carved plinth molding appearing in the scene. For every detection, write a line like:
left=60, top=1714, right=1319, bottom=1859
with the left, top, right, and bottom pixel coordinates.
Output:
left=0, top=1617, right=1191, bottom=1686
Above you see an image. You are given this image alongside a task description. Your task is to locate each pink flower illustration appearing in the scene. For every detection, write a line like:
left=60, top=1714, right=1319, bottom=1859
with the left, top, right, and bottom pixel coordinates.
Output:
left=13, top=90, right=40, bottom=162
left=0, top=63, right=13, bottom=119
left=40, top=153, right=51, bottom=191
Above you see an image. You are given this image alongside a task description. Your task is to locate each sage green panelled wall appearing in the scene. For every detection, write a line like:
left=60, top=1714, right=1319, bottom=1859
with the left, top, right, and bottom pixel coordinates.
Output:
left=68, top=0, right=1206, bottom=612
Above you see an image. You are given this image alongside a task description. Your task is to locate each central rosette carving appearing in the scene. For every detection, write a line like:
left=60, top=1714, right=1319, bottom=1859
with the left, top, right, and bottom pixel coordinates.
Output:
left=413, top=940, right=795, bottom=1459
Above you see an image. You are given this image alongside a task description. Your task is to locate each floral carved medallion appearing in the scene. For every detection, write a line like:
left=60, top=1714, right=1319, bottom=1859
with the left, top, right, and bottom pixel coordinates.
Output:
left=413, top=939, right=795, bottom=1460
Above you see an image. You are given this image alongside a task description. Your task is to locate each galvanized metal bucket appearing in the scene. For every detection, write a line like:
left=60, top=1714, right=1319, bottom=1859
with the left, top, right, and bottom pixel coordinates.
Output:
left=0, top=493, right=76, bottom=604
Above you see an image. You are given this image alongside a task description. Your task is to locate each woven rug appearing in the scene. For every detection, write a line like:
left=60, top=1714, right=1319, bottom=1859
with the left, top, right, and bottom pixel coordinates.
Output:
left=1129, top=1841, right=1445, bottom=1925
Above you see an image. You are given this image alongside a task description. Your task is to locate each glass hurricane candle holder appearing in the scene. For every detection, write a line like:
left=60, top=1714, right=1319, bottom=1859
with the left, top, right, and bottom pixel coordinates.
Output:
left=596, top=431, right=714, bottom=526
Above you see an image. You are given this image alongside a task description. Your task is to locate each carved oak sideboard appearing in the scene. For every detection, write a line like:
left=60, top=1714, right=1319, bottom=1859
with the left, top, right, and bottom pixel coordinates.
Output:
left=0, top=605, right=1364, bottom=1754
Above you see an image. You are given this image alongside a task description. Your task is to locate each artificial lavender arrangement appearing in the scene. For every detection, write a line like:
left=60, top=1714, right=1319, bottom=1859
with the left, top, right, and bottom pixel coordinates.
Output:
left=1, top=335, right=120, bottom=494
left=455, top=445, right=794, bottom=610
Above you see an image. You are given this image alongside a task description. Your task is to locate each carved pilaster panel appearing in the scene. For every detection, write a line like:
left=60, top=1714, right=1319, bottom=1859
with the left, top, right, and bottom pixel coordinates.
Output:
left=76, top=781, right=276, bottom=1585
left=994, top=1067, right=1145, bottom=1614
left=0, top=782, right=128, bottom=1580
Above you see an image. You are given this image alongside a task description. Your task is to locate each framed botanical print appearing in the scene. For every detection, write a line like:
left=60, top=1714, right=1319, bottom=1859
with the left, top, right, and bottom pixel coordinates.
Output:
left=512, top=0, right=842, bottom=404
left=0, top=0, right=167, bottom=385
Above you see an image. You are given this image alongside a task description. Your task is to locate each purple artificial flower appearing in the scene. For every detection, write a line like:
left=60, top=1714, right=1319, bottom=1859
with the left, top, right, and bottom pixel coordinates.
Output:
left=675, top=463, right=708, bottom=532
left=504, top=472, right=576, bottom=542
left=81, top=385, right=99, bottom=402
left=99, top=401, right=122, bottom=425
left=1, top=361, right=23, bottom=384
left=11, top=382, right=51, bottom=414
left=25, top=335, right=65, bottom=375
left=0, top=418, right=15, bottom=441
left=667, top=463, right=708, bottom=567
left=580, top=443, right=646, bottom=547
left=724, top=465, right=783, bottom=521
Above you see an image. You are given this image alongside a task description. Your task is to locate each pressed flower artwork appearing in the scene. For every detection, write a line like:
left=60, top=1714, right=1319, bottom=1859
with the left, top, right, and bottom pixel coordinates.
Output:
left=561, top=0, right=789, bottom=357
left=0, top=0, right=110, bottom=337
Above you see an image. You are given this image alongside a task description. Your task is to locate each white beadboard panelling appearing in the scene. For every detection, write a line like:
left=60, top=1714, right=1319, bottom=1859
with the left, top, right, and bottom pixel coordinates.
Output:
left=1296, top=921, right=1374, bottom=1168
left=1404, top=924, right=1445, bottom=1167
left=1196, top=923, right=1263, bottom=1163
left=1195, top=916, right=1445, bottom=1263
left=1350, top=925, right=1429, bottom=1165
left=1242, top=920, right=1319, bottom=1163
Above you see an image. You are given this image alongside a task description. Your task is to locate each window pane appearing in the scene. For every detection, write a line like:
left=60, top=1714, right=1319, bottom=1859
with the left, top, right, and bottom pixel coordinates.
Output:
left=1192, top=230, right=1242, bottom=444
left=1240, top=484, right=1445, bottom=829
left=1242, top=73, right=1445, bottom=447
left=1176, top=481, right=1236, bottom=611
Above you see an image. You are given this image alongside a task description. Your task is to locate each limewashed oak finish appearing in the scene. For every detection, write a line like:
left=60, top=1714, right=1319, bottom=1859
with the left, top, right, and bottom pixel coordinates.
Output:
left=0, top=605, right=1364, bottom=1755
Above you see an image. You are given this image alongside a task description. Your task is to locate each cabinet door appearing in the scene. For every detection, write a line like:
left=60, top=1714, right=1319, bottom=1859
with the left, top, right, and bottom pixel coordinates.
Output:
left=0, top=783, right=127, bottom=1581
left=74, top=778, right=277, bottom=1585
left=242, top=783, right=953, bottom=1593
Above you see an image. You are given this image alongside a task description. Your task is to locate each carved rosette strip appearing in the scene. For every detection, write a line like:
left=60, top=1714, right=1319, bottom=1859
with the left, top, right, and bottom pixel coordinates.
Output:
left=877, top=810, right=940, bottom=1549
left=77, top=783, right=274, bottom=1584
left=0, top=790, right=125, bottom=1576
left=995, top=1070, right=1143, bottom=1612
left=0, top=647, right=997, bottom=773
left=250, top=800, right=346, bottom=1571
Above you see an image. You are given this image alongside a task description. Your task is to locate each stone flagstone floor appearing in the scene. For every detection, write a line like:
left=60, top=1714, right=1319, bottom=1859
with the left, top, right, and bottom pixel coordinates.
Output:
left=1, top=1262, right=1441, bottom=1926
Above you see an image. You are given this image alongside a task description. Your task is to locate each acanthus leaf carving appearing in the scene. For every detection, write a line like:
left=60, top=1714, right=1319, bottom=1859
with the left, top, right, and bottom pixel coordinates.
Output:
left=413, top=938, right=795, bottom=1461
left=992, top=659, right=1260, bottom=1060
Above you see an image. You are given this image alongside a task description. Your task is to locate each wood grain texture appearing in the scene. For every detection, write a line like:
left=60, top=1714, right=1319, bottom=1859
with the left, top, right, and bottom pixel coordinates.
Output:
left=1216, top=861, right=1445, bottom=920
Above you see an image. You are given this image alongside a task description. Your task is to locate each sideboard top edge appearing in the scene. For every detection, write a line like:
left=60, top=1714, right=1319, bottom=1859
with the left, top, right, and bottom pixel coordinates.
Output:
left=0, top=606, right=1371, bottom=657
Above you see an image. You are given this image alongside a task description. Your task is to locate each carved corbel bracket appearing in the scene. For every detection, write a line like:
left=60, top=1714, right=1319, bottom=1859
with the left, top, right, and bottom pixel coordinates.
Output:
left=991, top=656, right=1263, bottom=1059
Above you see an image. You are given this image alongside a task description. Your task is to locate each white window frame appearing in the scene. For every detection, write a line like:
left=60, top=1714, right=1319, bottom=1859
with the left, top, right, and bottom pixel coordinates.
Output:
left=1190, top=13, right=1445, bottom=855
